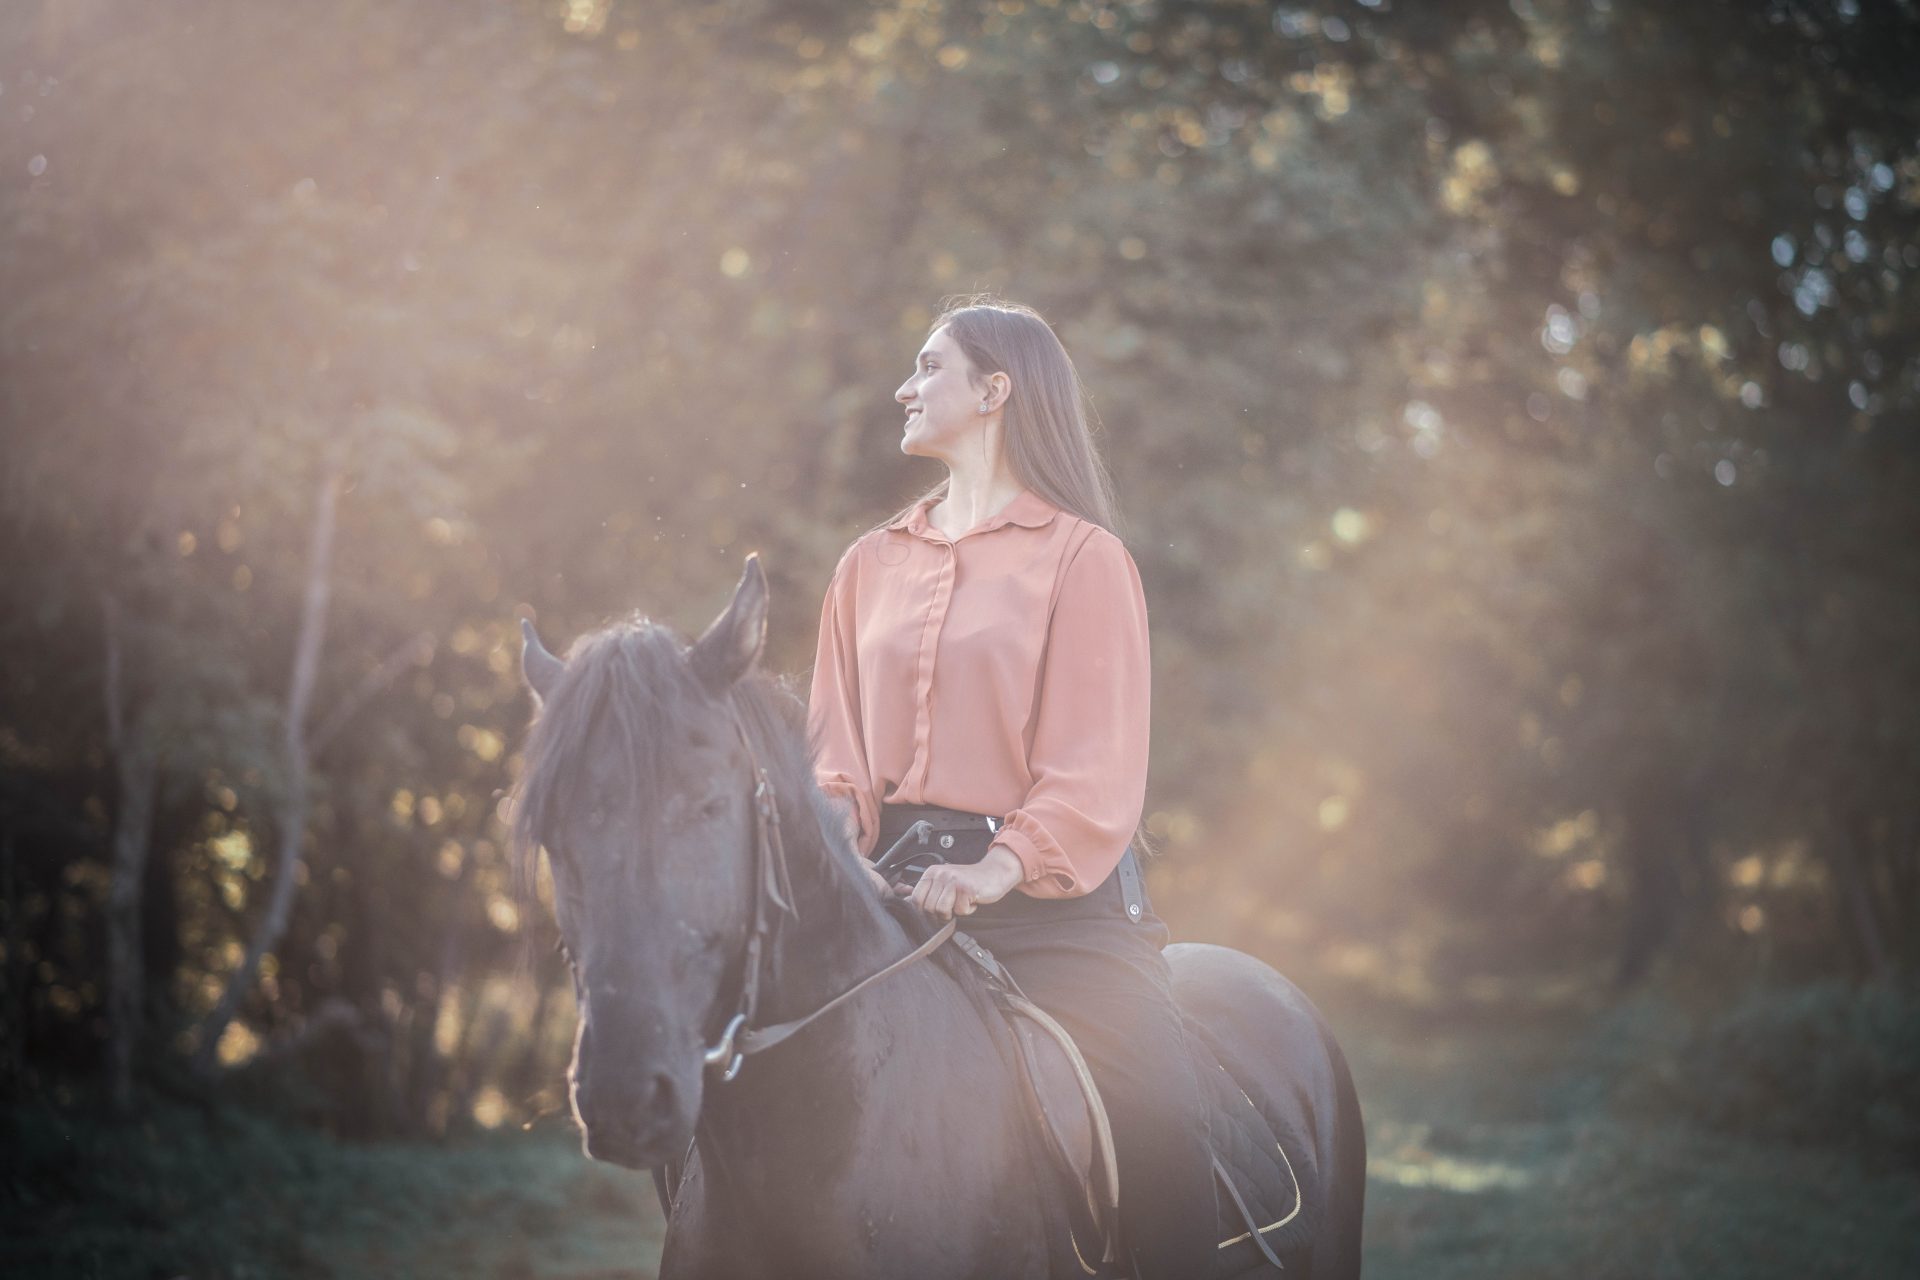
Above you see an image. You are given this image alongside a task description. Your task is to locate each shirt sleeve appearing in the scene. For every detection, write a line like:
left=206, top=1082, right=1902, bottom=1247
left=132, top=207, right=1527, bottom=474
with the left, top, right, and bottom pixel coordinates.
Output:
left=806, top=551, right=880, bottom=859
left=989, top=528, right=1151, bottom=899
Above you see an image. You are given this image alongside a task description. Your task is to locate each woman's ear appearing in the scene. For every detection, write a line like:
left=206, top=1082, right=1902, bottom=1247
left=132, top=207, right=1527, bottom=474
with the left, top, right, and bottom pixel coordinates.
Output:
left=978, top=371, right=1007, bottom=411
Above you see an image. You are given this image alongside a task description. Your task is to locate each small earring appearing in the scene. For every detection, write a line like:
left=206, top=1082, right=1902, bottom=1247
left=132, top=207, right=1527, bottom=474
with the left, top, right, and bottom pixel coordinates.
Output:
left=979, top=403, right=990, bottom=413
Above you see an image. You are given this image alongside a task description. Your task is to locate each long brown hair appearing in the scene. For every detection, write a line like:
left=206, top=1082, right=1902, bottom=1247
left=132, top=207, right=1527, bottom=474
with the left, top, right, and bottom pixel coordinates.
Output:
left=873, top=295, right=1124, bottom=539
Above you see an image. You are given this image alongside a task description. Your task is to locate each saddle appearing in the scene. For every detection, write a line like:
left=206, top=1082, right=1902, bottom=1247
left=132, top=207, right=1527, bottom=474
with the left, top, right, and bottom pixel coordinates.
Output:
left=877, top=817, right=1318, bottom=1275
left=940, top=928, right=1124, bottom=1273
left=940, top=928, right=1319, bottom=1279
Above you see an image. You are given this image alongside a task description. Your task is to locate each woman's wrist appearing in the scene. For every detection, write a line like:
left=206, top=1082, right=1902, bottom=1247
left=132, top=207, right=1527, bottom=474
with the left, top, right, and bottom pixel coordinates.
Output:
left=978, top=844, right=1025, bottom=894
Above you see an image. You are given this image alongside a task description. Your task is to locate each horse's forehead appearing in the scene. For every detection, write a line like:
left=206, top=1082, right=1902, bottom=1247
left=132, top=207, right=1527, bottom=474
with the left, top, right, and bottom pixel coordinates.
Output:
left=575, top=710, right=730, bottom=794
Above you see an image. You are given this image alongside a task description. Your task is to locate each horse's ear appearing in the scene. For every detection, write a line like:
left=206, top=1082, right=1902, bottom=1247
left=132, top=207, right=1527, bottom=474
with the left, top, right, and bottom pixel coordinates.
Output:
left=521, top=618, right=565, bottom=705
left=688, top=552, right=768, bottom=695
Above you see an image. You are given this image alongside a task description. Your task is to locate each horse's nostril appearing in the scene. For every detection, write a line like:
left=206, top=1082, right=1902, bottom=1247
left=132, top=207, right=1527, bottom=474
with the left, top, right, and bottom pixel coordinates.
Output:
left=581, top=1072, right=682, bottom=1135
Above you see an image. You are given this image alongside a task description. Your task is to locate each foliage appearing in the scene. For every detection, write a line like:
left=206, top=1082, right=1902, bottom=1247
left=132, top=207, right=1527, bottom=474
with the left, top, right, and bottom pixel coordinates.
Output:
left=0, top=0, right=1916, bottom=1149
left=0, top=1095, right=660, bottom=1279
left=1616, top=982, right=1920, bottom=1167
left=1343, top=999, right=1920, bottom=1280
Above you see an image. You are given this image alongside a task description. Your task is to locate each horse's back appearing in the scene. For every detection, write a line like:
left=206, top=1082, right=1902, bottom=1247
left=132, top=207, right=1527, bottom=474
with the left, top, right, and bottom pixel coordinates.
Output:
left=1165, top=942, right=1366, bottom=1280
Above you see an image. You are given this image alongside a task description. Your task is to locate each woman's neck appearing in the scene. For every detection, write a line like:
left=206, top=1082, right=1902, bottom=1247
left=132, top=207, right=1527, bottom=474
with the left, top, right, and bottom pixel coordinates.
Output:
left=933, top=468, right=1026, bottom=538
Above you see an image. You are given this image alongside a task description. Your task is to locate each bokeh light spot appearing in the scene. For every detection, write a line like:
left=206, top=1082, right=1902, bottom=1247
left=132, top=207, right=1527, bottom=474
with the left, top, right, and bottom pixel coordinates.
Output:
left=1331, top=508, right=1370, bottom=544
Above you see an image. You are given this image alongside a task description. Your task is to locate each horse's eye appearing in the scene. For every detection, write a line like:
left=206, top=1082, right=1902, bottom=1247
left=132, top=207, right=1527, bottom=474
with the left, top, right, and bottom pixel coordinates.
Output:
left=665, top=793, right=725, bottom=830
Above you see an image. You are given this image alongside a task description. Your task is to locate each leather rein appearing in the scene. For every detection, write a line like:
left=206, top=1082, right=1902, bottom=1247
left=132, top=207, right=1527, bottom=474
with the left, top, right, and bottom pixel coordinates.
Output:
left=699, top=701, right=954, bottom=1082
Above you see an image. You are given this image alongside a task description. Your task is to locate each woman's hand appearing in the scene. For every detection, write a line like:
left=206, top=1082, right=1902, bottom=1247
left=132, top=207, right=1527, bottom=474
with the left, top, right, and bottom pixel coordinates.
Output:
left=905, top=846, right=1025, bottom=921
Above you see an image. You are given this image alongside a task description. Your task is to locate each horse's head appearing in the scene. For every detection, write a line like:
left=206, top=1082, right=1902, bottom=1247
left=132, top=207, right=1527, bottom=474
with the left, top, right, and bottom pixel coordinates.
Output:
left=512, top=555, right=773, bottom=1169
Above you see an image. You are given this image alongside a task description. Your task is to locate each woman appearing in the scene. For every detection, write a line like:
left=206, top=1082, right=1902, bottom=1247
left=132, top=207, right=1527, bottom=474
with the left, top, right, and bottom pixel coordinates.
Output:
left=806, top=297, right=1217, bottom=1279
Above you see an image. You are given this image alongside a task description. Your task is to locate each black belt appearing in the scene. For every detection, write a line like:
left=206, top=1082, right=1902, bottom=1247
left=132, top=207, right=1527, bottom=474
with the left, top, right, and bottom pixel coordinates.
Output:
left=872, top=803, right=1150, bottom=926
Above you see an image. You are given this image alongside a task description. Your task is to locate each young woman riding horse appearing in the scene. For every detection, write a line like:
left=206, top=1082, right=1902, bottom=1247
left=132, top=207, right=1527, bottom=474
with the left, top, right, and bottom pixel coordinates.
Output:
left=513, top=297, right=1365, bottom=1278
left=806, top=297, right=1218, bottom=1279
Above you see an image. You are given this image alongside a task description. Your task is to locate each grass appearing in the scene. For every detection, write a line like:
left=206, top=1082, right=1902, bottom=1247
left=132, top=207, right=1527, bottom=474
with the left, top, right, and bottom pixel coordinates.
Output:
left=1, top=1097, right=665, bottom=1280
left=1340, top=996, right=1920, bottom=1280
left=6, top=989, right=1917, bottom=1278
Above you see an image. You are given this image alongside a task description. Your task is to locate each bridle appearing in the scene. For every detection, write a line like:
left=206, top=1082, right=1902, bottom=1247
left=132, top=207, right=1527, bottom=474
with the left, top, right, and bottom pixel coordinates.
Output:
left=698, top=698, right=954, bottom=1082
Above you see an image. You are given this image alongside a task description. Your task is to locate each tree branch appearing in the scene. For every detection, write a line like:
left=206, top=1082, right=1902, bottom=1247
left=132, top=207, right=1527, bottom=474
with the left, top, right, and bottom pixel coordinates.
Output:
left=308, top=629, right=436, bottom=758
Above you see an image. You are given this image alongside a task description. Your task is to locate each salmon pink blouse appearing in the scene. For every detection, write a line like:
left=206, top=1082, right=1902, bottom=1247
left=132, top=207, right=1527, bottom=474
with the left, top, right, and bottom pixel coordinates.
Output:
left=806, top=488, right=1151, bottom=899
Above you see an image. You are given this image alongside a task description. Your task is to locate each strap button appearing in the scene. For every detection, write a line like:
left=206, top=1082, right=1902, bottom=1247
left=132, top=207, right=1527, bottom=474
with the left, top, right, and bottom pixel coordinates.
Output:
left=1127, top=903, right=1142, bottom=919
left=939, top=833, right=955, bottom=849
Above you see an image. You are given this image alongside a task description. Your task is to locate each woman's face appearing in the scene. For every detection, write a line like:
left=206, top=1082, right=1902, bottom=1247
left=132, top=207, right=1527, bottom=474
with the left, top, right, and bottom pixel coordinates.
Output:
left=896, top=325, right=993, bottom=461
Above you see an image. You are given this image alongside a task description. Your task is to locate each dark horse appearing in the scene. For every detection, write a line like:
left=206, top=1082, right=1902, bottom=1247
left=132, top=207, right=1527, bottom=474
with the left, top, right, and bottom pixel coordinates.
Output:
left=511, top=555, right=1365, bottom=1280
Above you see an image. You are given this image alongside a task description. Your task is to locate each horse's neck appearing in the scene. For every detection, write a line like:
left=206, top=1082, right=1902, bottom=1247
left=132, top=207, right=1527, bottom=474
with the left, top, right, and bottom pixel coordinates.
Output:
left=696, top=826, right=970, bottom=1168
left=677, top=803, right=1052, bottom=1273
left=755, top=825, right=923, bottom=1030
left=689, top=951, right=1003, bottom=1272
left=687, top=832, right=1052, bottom=1276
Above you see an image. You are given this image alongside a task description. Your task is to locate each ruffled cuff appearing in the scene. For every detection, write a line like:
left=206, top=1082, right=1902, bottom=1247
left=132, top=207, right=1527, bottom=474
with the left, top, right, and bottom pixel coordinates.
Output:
left=990, top=814, right=1081, bottom=899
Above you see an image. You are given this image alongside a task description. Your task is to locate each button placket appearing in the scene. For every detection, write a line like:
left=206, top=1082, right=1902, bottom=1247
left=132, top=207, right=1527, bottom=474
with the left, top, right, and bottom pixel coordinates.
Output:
left=901, top=537, right=954, bottom=800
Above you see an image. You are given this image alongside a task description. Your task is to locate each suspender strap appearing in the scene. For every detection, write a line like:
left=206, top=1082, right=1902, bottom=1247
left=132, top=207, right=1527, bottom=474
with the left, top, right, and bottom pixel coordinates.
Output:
left=1115, top=847, right=1147, bottom=924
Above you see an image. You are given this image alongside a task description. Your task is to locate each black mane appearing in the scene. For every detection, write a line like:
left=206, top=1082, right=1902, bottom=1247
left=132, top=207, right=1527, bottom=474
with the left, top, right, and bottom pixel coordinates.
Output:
left=508, top=614, right=895, bottom=939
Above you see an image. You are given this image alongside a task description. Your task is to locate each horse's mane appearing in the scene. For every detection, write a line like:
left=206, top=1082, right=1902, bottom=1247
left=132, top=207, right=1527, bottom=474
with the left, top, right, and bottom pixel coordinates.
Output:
left=508, top=615, right=909, bottom=944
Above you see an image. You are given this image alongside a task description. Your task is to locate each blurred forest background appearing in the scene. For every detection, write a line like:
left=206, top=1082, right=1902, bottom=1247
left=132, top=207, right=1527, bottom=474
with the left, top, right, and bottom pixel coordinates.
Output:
left=4, top=0, right=1919, bottom=1276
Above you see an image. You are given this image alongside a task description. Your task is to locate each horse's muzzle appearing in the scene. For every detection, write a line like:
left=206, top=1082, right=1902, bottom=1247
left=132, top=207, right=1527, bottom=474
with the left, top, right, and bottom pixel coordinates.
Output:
left=574, top=1069, right=694, bottom=1169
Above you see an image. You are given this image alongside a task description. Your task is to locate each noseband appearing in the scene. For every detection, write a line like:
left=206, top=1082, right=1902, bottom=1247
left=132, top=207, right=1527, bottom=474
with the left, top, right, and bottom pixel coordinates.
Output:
left=700, top=698, right=954, bottom=1082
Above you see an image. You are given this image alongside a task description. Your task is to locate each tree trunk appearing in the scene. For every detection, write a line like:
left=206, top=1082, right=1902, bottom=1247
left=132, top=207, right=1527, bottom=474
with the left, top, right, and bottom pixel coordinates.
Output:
left=101, top=593, right=162, bottom=1112
left=4, top=837, right=28, bottom=1093
left=1833, top=810, right=1894, bottom=985
left=105, top=753, right=160, bottom=1110
left=194, top=464, right=342, bottom=1075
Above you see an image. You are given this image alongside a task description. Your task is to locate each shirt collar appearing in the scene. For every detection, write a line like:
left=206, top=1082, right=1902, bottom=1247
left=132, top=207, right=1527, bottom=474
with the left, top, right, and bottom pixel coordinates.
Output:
left=888, top=488, right=1061, bottom=537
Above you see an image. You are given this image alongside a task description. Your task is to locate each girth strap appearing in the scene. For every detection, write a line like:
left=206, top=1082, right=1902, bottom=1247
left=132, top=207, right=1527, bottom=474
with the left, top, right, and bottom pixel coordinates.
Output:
left=1214, top=1153, right=1290, bottom=1272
